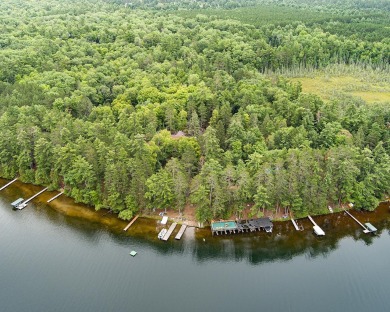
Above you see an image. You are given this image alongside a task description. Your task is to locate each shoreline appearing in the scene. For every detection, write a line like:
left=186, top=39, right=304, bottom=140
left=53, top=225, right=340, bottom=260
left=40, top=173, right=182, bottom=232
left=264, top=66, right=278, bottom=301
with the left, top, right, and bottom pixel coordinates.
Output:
left=0, top=177, right=388, bottom=232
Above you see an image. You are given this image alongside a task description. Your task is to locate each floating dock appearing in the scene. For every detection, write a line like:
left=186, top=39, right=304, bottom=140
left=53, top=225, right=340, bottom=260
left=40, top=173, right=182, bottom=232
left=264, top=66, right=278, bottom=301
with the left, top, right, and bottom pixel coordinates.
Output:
left=211, top=217, right=273, bottom=236
left=344, top=210, right=377, bottom=233
left=123, top=215, right=139, bottom=231
left=129, top=251, right=137, bottom=257
left=15, top=187, right=48, bottom=210
left=175, top=224, right=187, bottom=240
left=47, top=191, right=64, bottom=203
left=0, top=178, right=18, bottom=191
left=162, top=222, right=177, bottom=241
left=308, top=215, right=325, bottom=236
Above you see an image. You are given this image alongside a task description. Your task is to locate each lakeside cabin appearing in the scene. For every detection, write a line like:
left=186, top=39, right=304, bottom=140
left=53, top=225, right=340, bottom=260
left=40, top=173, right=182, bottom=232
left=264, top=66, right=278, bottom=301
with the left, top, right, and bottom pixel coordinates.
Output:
left=11, top=198, right=24, bottom=209
left=211, top=217, right=273, bottom=236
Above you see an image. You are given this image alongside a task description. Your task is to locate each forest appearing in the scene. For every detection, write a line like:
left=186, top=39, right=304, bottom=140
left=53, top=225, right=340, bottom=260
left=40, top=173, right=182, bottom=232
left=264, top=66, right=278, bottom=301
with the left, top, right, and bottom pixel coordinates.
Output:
left=0, top=0, right=388, bottom=222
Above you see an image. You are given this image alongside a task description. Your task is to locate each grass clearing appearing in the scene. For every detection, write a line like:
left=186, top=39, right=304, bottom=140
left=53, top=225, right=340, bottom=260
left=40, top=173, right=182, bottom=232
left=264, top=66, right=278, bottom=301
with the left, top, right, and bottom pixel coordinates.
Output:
left=282, top=65, right=390, bottom=104
left=291, top=75, right=390, bottom=104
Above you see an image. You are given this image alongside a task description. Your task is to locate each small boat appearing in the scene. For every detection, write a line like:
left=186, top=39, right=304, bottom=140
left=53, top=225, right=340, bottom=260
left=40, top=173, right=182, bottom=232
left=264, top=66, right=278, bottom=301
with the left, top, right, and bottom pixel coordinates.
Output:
left=16, top=203, right=27, bottom=210
left=328, top=206, right=333, bottom=213
left=11, top=198, right=24, bottom=209
left=158, top=228, right=167, bottom=240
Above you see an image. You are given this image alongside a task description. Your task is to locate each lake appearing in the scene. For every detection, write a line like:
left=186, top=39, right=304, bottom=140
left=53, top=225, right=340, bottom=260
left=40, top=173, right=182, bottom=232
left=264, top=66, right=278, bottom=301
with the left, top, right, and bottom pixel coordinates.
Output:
left=1, top=179, right=389, bottom=312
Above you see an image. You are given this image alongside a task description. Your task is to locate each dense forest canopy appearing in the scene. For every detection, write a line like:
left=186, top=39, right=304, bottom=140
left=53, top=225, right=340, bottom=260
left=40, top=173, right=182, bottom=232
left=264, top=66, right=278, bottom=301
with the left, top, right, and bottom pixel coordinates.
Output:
left=0, top=0, right=389, bottom=222
left=108, top=0, right=390, bottom=11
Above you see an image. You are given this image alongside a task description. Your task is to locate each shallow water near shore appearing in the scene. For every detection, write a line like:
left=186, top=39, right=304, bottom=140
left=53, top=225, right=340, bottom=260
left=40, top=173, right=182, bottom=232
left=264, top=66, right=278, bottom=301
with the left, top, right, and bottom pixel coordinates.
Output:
left=1, top=179, right=390, bottom=312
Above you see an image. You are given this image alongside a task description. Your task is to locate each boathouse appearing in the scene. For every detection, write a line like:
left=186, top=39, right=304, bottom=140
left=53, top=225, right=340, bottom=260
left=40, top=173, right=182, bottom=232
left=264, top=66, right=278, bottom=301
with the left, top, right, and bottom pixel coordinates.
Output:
left=211, top=217, right=273, bottom=235
left=211, top=221, right=238, bottom=235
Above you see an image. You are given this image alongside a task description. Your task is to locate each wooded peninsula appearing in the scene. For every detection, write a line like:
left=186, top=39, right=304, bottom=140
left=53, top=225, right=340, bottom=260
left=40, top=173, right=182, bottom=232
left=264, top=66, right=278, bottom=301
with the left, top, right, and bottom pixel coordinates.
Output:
left=0, top=0, right=389, bottom=223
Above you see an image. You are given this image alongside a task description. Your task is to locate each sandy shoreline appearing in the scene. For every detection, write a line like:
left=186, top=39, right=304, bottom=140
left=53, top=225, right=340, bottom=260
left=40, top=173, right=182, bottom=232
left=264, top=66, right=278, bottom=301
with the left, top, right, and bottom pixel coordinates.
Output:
left=1, top=178, right=388, bottom=231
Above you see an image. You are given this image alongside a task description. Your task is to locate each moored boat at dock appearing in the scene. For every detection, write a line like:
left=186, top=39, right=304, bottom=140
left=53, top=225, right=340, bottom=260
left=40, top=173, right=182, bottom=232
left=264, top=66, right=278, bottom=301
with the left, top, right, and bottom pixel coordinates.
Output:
left=158, top=228, right=167, bottom=239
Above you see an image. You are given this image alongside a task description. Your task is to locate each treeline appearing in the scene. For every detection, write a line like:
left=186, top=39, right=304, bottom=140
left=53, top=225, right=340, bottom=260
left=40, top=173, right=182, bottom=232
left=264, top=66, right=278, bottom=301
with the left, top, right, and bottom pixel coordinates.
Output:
left=108, top=0, right=390, bottom=13
left=0, top=0, right=389, bottom=221
left=1, top=10, right=388, bottom=84
left=174, top=3, right=390, bottom=43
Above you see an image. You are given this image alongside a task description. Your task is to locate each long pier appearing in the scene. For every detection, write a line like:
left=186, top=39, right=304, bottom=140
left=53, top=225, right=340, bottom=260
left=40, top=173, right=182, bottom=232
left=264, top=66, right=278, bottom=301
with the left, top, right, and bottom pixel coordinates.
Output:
left=162, top=222, right=177, bottom=241
left=308, top=215, right=325, bottom=236
left=175, top=224, right=187, bottom=240
left=47, top=191, right=64, bottom=203
left=344, top=210, right=370, bottom=233
left=16, top=187, right=48, bottom=210
left=123, top=215, right=139, bottom=231
left=0, top=178, right=18, bottom=191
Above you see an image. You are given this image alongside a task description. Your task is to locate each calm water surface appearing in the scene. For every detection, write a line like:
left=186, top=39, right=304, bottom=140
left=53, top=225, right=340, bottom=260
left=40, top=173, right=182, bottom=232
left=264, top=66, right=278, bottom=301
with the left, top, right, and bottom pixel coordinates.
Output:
left=1, top=180, right=390, bottom=312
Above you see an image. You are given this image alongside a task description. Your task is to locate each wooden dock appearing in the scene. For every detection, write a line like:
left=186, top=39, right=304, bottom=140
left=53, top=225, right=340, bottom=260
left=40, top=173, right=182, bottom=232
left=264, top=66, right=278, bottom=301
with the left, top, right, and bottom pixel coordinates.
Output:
left=175, top=224, right=187, bottom=240
left=0, top=178, right=18, bottom=191
left=291, top=219, right=300, bottom=231
left=344, top=209, right=375, bottom=233
left=308, top=215, right=325, bottom=236
left=123, top=215, right=139, bottom=231
left=16, top=187, right=48, bottom=210
left=162, top=222, right=177, bottom=241
left=47, top=191, right=64, bottom=203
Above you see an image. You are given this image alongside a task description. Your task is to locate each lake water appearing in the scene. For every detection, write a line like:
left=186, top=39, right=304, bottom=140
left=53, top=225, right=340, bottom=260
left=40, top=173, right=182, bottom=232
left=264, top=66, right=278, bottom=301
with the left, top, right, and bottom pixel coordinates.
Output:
left=1, top=180, right=390, bottom=312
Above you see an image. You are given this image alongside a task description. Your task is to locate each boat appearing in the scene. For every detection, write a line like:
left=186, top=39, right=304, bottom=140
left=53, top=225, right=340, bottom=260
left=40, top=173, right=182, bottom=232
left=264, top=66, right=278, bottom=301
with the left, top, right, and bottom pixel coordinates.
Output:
left=11, top=198, right=24, bottom=209
left=158, top=228, right=167, bottom=240
left=16, top=203, right=27, bottom=210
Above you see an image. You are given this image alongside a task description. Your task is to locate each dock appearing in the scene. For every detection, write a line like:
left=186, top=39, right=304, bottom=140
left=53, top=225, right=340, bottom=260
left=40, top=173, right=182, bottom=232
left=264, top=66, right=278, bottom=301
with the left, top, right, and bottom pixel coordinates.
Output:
left=11, top=198, right=24, bottom=208
left=364, top=223, right=377, bottom=233
left=291, top=219, right=299, bottom=231
left=211, top=217, right=273, bottom=236
left=308, top=215, right=325, bottom=236
left=0, top=178, right=18, bottom=191
left=344, top=210, right=377, bottom=233
left=175, top=224, right=187, bottom=240
left=47, top=191, right=64, bottom=203
left=16, top=187, right=48, bottom=210
left=162, top=222, right=177, bottom=241
left=123, top=215, right=139, bottom=231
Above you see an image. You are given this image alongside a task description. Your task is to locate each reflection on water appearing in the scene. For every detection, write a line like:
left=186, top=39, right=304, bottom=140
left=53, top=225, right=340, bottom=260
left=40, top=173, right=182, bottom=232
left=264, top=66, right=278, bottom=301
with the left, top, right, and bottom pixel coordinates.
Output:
left=1, top=178, right=390, bottom=312
left=1, top=178, right=389, bottom=263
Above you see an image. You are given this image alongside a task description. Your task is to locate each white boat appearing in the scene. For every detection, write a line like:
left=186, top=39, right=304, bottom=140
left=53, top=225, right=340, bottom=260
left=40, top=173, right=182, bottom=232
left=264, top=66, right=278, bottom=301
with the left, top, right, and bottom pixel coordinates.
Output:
left=16, top=203, right=27, bottom=210
left=158, top=228, right=167, bottom=240
left=313, top=225, right=325, bottom=236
